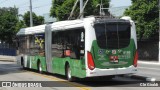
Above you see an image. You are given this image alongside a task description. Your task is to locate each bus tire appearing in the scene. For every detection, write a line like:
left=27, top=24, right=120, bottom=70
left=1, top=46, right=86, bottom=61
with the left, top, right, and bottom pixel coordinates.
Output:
left=66, top=65, right=74, bottom=81
left=21, top=57, right=25, bottom=69
left=37, top=61, right=42, bottom=73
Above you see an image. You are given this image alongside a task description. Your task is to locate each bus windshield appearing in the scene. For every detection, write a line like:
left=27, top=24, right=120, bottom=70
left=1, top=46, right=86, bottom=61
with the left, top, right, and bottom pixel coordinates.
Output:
left=94, top=22, right=131, bottom=49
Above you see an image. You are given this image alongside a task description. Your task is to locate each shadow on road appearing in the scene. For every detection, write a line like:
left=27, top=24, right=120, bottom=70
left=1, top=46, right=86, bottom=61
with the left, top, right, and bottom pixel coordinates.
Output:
left=0, top=63, right=27, bottom=75
left=74, top=80, right=143, bottom=87
left=27, top=69, right=145, bottom=87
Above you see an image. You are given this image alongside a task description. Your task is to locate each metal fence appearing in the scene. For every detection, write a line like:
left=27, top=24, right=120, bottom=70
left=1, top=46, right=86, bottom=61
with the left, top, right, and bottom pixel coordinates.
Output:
left=0, top=48, right=16, bottom=56
left=138, top=40, right=158, bottom=61
left=0, top=43, right=16, bottom=56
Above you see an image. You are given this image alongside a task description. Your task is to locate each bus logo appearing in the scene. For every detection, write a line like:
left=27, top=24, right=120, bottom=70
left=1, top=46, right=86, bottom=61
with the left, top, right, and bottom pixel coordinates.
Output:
left=112, top=50, right=116, bottom=54
left=106, top=50, right=110, bottom=54
left=98, top=49, right=105, bottom=55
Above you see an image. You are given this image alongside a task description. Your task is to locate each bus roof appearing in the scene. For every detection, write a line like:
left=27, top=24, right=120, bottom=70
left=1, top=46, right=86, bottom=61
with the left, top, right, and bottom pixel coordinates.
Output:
left=16, top=16, right=133, bottom=36
left=16, top=24, right=46, bottom=35
left=51, top=19, right=83, bottom=31
left=16, top=19, right=84, bottom=36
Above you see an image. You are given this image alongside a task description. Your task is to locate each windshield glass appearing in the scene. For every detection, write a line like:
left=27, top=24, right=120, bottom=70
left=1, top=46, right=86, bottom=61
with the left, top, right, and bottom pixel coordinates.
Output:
left=94, top=22, right=131, bottom=49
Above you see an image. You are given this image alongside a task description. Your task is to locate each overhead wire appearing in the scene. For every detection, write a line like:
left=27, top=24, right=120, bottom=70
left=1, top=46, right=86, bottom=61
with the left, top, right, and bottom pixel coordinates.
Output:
left=17, top=0, right=40, bottom=7
left=19, top=3, right=51, bottom=12
left=17, top=0, right=42, bottom=10
left=17, top=1, right=29, bottom=6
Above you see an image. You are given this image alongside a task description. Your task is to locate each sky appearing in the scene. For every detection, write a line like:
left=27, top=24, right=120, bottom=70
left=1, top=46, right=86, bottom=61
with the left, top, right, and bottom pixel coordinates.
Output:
left=0, top=0, right=132, bottom=16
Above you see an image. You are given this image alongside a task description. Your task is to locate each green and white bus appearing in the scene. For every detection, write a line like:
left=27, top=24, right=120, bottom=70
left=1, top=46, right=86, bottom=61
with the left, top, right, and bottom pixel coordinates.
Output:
left=16, top=16, right=138, bottom=81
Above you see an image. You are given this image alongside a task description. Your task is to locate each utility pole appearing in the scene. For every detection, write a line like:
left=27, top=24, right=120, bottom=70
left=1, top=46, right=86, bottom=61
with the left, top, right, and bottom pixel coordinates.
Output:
left=29, top=0, right=33, bottom=27
left=80, top=0, right=83, bottom=19
left=158, top=0, right=160, bottom=63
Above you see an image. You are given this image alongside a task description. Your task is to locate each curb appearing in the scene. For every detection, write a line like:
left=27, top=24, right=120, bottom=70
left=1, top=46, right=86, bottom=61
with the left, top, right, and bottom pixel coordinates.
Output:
left=0, top=55, right=16, bottom=62
left=0, top=59, right=16, bottom=62
left=123, top=74, right=156, bottom=82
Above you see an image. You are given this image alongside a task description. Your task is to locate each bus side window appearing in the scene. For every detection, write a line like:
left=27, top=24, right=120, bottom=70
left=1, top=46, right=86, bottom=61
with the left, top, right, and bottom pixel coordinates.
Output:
left=52, top=28, right=85, bottom=59
left=52, top=31, right=64, bottom=58
left=79, top=31, right=85, bottom=59
left=69, top=29, right=85, bottom=60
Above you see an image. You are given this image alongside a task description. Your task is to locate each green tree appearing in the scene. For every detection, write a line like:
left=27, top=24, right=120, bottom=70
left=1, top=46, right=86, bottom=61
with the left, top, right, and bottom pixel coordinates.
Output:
left=124, top=0, right=158, bottom=40
left=0, top=7, right=18, bottom=44
left=23, top=11, right=44, bottom=27
left=15, top=20, right=26, bottom=33
left=50, top=0, right=110, bottom=21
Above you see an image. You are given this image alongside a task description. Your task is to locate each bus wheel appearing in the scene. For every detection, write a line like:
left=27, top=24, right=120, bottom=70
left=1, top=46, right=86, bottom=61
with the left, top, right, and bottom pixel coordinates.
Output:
left=21, top=57, right=25, bottom=69
left=38, top=61, right=42, bottom=73
left=66, top=65, right=74, bottom=81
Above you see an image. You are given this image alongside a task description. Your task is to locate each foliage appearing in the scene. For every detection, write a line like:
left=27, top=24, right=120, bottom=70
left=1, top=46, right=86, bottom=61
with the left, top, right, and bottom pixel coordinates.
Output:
left=50, top=0, right=110, bottom=21
left=124, top=0, right=158, bottom=40
left=23, top=11, right=44, bottom=27
left=0, top=7, right=18, bottom=43
left=15, top=20, right=26, bottom=33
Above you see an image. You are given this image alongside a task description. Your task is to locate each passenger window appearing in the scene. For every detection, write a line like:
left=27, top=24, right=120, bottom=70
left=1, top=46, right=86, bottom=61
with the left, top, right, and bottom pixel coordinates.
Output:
left=52, top=28, right=85, bottom=59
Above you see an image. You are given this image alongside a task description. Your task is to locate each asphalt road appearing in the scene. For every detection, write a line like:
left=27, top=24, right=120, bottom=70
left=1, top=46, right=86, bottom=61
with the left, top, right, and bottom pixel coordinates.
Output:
left=0, top=61, right=159, bottom=90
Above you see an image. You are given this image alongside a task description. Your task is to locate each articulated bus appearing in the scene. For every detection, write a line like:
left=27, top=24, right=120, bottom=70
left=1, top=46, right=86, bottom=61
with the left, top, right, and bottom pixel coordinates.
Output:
left=16, top=16, right=138, bottom=81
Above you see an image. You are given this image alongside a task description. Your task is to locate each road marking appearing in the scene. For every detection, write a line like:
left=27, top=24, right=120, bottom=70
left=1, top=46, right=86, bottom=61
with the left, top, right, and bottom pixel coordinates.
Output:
left=28, top=71, right=91, bottom=90
left=138, top=67, right=160, bottom=71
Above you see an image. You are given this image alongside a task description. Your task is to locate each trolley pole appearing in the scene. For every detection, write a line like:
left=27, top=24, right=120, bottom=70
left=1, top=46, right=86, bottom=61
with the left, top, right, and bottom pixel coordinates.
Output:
left=29, top=0, right=33, bottom=27
left=80, top=0, right=83, bottom=19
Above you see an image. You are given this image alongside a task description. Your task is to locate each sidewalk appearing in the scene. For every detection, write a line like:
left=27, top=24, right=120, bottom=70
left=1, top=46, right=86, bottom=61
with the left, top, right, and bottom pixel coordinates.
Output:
left=0, top=55, right=16, bottom=62
left=138, top=60, right=160, bottom=65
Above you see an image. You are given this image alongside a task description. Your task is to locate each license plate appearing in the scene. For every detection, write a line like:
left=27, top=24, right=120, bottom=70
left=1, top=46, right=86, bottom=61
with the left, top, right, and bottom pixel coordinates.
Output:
left=110, top=59, right=119, bottom=63
left=110, top=56, right=119, bottom=63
